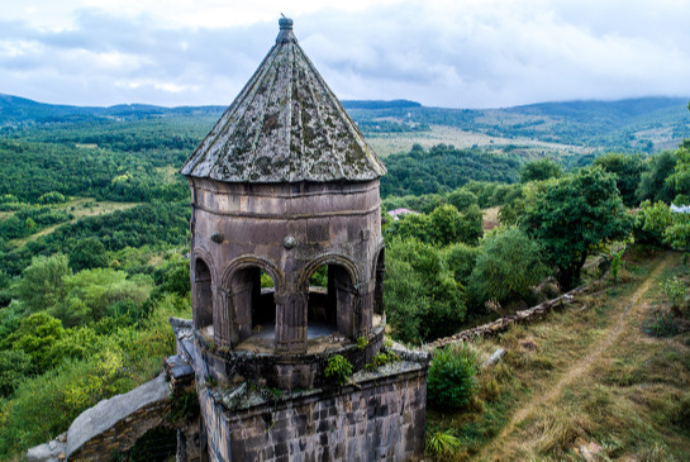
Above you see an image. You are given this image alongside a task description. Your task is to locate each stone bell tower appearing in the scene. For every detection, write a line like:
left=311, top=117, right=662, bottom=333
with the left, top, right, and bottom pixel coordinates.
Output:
left=179, top=17, right=427, bottom=461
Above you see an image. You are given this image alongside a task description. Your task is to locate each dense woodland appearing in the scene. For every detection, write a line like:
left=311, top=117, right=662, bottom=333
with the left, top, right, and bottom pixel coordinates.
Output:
left=0, top=95, right=689, bottom=459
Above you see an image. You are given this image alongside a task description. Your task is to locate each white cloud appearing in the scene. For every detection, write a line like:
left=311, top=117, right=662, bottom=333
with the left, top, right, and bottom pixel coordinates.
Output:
left=0, top=0, right=689, bottom=108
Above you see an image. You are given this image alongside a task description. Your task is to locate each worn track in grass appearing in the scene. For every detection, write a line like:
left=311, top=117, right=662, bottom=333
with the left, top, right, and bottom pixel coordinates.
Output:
left=476, top=252, right=670, bottom=460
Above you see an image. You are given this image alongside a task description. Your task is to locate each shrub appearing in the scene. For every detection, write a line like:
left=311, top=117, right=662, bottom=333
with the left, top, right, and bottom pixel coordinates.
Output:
left=324, top=355, right=353, bottom=386
left=427, top=344, right=478, bottom=410
left=426, top=430, right=461, bottom=458
left=468, top=226, right=549, bottom=308
left=662, top=277, right=687, bottom=312
left=633, top=200, right=673, bottom=246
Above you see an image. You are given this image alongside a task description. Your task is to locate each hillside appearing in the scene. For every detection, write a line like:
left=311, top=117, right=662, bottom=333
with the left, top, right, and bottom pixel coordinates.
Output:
left=2, top=94, right=688, bottom=155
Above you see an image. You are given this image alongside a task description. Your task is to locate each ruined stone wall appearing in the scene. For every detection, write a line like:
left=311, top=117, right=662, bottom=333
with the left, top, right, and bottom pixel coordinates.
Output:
left=200, top=363, right=427, bottom=461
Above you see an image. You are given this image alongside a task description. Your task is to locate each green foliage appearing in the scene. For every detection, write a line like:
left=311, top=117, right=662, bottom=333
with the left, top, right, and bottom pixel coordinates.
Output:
left=388, top=204, right=483, bottom=247
left=593, top=152, right=646, bottom=206
left=522, top=166, right=632, bottom=290
left=468, top=226, right=549, bottom=308
left=0, top=350, right=33, bottom=398
left=380, top=144, right=520, bottom=197
left=364, top=351, right=400, bottom=372
left=446, top=189, right=479, bottom=212
left=1, top=313, right=65, bottom=372
left=636, top=150, right=678, bottom=204
left=169, top=391, right=200, bottom=423
left=37, top=192, right=66, bottom=205
left=442, top=243, right=481, bottom=286
left=611, top=247, right=625, bottom=284
left=664, top=213, right=690, bottom=250
left=668, top=141, right=690, bottom=200
left=68, top=237, right=109, bottom=271
left=384, top=238, right=466, bottom=344
left=520, top=158, right=562, bottom=183
left=324, top=355, right=353, bottom=386
left=356, top=336, right=369, bottom=350
left=661, top=277, right=687, bottom=311
left=1, top=202, right=190, bottom=277
left=52, top=269, right=152, bottom=326
left=633, top=200, right=674, bottom=246
left=426, top=430, right=462, bottom=458
left=0, top=206, right=72, bottom=241
left=427, top=344, right=478, bottom=410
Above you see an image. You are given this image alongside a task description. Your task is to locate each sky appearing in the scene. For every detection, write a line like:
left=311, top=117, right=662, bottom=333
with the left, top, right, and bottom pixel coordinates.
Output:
left=1, top=0, right=689, bottom=109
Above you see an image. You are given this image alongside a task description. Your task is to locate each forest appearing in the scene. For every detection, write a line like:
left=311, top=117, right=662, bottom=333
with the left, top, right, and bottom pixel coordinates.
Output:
left=0, top=95, right=689, bottom=460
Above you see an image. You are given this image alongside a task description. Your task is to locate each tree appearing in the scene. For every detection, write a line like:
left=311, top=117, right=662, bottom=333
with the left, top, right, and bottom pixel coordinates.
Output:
left=668, top=140, right=690, bottom=202
left=384, top=238, right=466, bottom=344
left=1, top=313, right=65, bottom=371
left=522, top=166, right=631, bottom=290
left=593, top=152, right=645, bottom=206
left=390, top=204, right=483, bottom=247
left=68, top=237, right=109, bottom=272
left=520, top=158, right=562, bottom=183
left=636, top=150, right=677, bottom=204
left=633, top=200, right=674, bottom=246
left=468, top=226, right=549, bottom=307
left=16, top=254, right=71, bottom=314
left=446, top=189, right=478, bottom=212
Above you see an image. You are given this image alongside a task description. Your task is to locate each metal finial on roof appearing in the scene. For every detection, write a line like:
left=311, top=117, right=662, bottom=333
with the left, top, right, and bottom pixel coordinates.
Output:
left=276, top=16, right=295, bottom=43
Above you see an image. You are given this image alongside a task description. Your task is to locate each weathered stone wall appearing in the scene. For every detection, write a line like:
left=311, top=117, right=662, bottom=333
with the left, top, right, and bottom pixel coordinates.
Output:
left=188, top=179, right=384, bottom=354
left=200, top=362, right=427, bottom=461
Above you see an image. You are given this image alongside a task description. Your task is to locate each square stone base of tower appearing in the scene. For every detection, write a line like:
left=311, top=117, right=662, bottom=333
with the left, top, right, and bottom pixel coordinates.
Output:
left=199, top=361, right=428, bottom=461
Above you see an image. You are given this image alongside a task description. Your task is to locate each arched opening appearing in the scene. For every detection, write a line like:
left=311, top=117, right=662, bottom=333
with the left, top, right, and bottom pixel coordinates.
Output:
left=230, top=267, right=276, bottom=347
left=373, top=248, right=385, bottom=319
left=193, top=258, right=213, bottom=330
left=307, top=264, right=356, bottom=339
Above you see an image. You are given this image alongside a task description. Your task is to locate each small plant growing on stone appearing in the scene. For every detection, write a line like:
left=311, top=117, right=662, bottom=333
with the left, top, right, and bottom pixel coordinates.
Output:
left=169, top=390, right=200, bottom=422
left=425, top=430, right=461, bottom=458
left=324, top=355, right=353, bottom=386
left=427, top=344, right=478, bottom=410
left=356, top=336, right=369, bottom=350
left=364, top=351, right=400, bottom=372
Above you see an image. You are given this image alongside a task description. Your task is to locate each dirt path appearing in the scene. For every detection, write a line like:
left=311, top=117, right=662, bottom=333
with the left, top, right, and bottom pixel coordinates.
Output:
left=477, top=253, right=670, bottom=459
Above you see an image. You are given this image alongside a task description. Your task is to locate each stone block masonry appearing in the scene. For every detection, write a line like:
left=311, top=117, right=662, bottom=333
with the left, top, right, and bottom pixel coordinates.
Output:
left=200, top=361, right=427, bottom=461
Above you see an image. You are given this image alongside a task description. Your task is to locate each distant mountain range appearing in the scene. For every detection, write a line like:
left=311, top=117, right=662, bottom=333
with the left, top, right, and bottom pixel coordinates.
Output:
left=1, top=93, right=689, bottom=153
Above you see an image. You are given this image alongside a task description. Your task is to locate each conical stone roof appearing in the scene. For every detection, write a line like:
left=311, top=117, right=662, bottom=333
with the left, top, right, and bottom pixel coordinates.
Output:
left=181, top=18, right=386, bottom=183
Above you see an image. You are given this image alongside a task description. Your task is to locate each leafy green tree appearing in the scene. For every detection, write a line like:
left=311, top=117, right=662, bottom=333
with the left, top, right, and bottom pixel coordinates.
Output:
left=68, top=237, right=109, bottom=272
left=665, top=213, right=690, bottom=250
left=446, top=189, right=478, bottom=212
left=384, top=238, right=466, bottom=344
left=390, top=204, right=482, bottom=247
left=636, top=150, right=677, bottom=204
left=520, top=158, right=562, bottom=183
left=522, top=166, right=631, bottom=290
left=633, top=200, right=674, bottom=246
left=0, top=350, right=33, bottom=398
left=668, top=140, right=690, bottom=201
left=15, top=254, right=71, bottom=314
left=1, top=313, right=65, bottom=371
left=468, top=226, right=548, bottom=308
left=53, top=269, right=152, bottom=326
left=442, top=243, right=481, bottom=286
left=593, top=152, right=645, bottom=206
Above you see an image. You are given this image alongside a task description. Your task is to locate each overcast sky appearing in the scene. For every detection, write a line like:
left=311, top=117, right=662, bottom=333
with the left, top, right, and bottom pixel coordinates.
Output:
left=1, top=0, right=689, bottom=109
